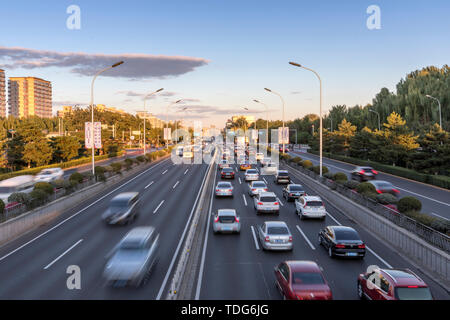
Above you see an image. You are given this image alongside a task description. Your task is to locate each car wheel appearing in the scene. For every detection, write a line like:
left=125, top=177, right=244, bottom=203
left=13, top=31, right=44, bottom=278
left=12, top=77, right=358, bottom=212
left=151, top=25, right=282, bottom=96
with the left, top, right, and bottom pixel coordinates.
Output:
left=357, top=281, right=365, bottom=300
left=318, top=235, right=323, bottom=246
left=300, top=212, right=304, bottom=220
left=328, top=247, right=334, bottom=258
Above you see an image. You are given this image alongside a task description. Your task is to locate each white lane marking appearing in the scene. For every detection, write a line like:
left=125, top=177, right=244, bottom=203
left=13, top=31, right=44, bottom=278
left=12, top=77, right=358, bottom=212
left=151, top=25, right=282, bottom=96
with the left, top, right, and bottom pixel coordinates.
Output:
left=0, top=158, right=170, bottom=263
left=277, top=197, right=284, bottom=206
left=365, top=246, right=393, bottom=268
left=145, top=181, right=154, bottom=189
left=242, top=194, right=248, bottom=206
left=238, top=177, right=242, bottom=184
left=263, top=177, right=268, bottom=184
left=395, top=187, right=450, bottom=207
left=326, top=211, right=342, bottom=225
left=162, top=169, right=168, bottom=175
left=184, top=169, right=189, bottom=175
left=44, top=239, right=83, bottom=270
left=296, top=225, right=315, bottom=250
left=235, top=167, right=238, bottom=172
left=431, top=212, right=450, bottom=221
left=153, top=200, right=165, bottom=214
left=250, top=226, right=260, bottom=250
left=172, top=181, right=180, bottom=189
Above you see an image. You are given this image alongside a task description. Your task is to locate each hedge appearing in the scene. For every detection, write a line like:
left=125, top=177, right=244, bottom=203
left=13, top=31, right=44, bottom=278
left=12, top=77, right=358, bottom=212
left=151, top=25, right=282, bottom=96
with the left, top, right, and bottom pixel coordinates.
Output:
left=356, top=182, right=377, bottom=195
left=312, top=165, right=329, bottom=175
left=376, top=193, right=398, bottom=205
left=302, top=160, right=313, bottom=168
left=0, top=199, right=4, bottom=214
left=397, top=196, right=422, bottom=213
left=34, top=182, right=54, bottom=195
left=69, top=172, right=84, bottom=184
left=334, top=172, right=348, bottom=182
left=8, top=192, right=31, bottom=205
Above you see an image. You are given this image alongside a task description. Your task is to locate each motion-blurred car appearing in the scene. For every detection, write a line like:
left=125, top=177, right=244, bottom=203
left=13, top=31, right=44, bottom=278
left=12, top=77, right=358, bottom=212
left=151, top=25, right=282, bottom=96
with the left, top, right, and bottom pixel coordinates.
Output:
left=318, top=226, right=365, bottom=259
left=244, top=169, right=259, bottom=181
left=0, top=175, right=35, bottom=203
left=254, top=192, right=280, bottom=215
left=213, top=209, right=241, bottom=234
left=248, top=180, right=268, bottom=197
left=367, top=180, right=400, bottom=196
left=275, top=261, right=333, bottom=300
left=256, top=152, right=264, bottom=161
left=102, top=192, right=140, bottom=225
left=103, top=226, right=159, bottom=287
left=219, top=159, right=230, bottom=170
left=351, top=166, right=378, bottom=181
left=357, top=268, right=433, bottom=300
left=282, top=184, right=306, bottom=201
left=240, top=161, right=251, bottom=171
left=295, top=196, right=326, bottom=220
left=220, top=167, right=235, bottom=179
left=274, top=170, right=291, bottom=184
left=34, top=168, right=64, bottom=182
left=264, top=162, right=278, bottom=175
left=257, top=221, right=293, bottom=251
left=261, top=157, right=272, bottom=166
left=215, top=181, right=234, bottom=197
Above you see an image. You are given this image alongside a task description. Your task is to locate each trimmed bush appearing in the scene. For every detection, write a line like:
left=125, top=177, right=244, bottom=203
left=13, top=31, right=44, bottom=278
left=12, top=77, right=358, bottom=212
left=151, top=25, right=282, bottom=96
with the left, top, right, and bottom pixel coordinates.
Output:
left=397, top=197, right=422, bottom=213
left=344, top=180, right=360, bottom=190
left=69, top=172, right=84, bottom=184
left=0, top=199, right=4, bottom=214
left=29, top=189, right=49, bottom=207
left=302, top=160, right=313, bottom=168
left=157, top=150, right=166, bottom=157
left=34, top=182, right=54, bottom=195
left=136, top=156, right=145, bottom=163
left=145, top=153, right=153, bottom=162
left=51, top=179, right=65, bottom=189
left=291, top=157, right=302, bottom=165
left=323, top=172, right=334, bottom=180
left=8, top=192, right=31, bottom=206
left=376, top=193, right=398, bottom=205
left=123, top=158, right=133, bottom=170
left=356, top=182, right=377, bottom=195
left=430, top=219, right=450, bottom=235
left=333, top=172, right=348, bottom=182
left=95, top=166, right=107, bottom=182
left=312, top=165, right=329, bottom=175
left=110, top=162, right=122, bottom=174
left=104, top=166, right=113, bottom=172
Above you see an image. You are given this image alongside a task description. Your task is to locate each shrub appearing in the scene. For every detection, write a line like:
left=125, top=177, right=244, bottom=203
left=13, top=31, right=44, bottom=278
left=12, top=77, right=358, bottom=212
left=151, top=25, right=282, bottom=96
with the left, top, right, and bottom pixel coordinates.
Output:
left=323, top=172, right=334, bottom=180
left=34, top=182, right=54, bottom=195
left=403, top=211, right=436, bottom=227
left=356, top=182, right=377, bottom=195
left=110, top=162, right=122, bottom=174
left=430, top=219, right=450, bottom=235
left=104, top=165, right=113, bottom=172
left=69, top=172, right=84, bottom=184
left=397, top=197, right=422, bottom=213
left=157, top=150, right=166, bottom=157
left=344, top=180, right=360, bottom=190
left=292, top=157, right=302, bottom=164
left=302, top=160, right=313, bottom=168
left=312, top=165, right=329, bottom=175
left=51, top=179, right=65, bottom=189
left=95, top=166, right=107, bottom=182
left=333, top=172, right=348, bottom=182
left=123, top=158, right=133, bottom=170
left=0, top=199, right=4, bottom=214
left=8, top=192, right=31, bottom=206
left=82, top=171, right=94, bottom=181
left=376, top=193, right=398, bottom=205
left=29, top=189, right=49, bottom=207
left=136, top=156, right=145, bottom=163
left=145, top=153, right=153, bottom=162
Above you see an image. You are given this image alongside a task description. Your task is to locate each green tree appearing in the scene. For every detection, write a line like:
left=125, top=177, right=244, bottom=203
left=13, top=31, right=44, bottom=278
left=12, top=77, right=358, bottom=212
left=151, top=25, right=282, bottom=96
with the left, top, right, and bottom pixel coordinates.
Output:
left=51, top=136, right=80, bottom=162
left=23, top=137, right=53, bottom=167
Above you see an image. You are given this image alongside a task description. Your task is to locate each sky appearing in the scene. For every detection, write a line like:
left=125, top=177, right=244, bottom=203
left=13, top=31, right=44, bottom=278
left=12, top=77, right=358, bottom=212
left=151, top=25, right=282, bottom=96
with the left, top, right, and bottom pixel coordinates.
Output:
left=0, top=0, right=449, bottom=127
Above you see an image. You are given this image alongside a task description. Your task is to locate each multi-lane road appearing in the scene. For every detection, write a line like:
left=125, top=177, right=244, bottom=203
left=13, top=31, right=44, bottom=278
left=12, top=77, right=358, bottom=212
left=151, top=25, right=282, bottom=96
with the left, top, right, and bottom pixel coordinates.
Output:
left=289, top=150, right=450, bottom=221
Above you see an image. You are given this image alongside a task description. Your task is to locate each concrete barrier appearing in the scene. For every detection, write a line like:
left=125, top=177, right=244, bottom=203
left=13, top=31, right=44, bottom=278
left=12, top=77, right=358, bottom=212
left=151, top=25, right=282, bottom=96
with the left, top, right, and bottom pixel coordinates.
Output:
left=284, top=162, right=450, bottom=288
left=0, top=157, right=169, bottom=247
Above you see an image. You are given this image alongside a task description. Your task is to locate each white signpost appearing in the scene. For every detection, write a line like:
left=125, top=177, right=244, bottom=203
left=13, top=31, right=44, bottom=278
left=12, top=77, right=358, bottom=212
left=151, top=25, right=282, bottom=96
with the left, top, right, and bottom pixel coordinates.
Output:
left=85, top=122, right=102, bottom=149
left=278, top=127, right=289, bottom=144
left=164, top=128, right=172, bottom=140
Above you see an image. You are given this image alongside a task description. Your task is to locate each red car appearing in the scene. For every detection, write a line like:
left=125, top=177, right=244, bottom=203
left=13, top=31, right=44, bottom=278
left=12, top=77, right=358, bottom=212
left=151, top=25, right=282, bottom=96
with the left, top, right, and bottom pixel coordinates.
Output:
left=357, top=268, right=433, bottom=300
left=220, top=167, right=235, bottom=179
left=274, top=260, right=332, bottom=300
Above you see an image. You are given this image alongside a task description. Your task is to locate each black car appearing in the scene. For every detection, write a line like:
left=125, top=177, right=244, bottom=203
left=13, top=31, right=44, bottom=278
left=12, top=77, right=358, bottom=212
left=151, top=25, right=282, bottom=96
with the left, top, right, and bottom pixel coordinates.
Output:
left=282, top=184, right=306, bottom=201
left=318, top=226, right=365, bottom=259
left=274, top=170, right=291, bottom=184
left=351, top=166, right=378, bottom=181
left=102, top=192, right=140, bottom=225
left=220, top=167, right=235, bottom=179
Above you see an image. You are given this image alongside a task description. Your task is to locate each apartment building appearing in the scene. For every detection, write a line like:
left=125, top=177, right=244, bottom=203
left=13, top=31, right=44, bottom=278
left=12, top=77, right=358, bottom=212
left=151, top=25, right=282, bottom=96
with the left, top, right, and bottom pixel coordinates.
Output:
left=8, top=77, right=52, bottom=118
left=57, top=105, right=74, bottom=118
left=0, top=69, right=5, bottom=117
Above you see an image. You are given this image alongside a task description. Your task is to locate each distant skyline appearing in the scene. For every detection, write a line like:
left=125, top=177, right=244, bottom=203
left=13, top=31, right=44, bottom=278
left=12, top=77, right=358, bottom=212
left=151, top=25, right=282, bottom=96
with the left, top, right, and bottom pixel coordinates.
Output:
left=0, top=0, right=449, bottom=127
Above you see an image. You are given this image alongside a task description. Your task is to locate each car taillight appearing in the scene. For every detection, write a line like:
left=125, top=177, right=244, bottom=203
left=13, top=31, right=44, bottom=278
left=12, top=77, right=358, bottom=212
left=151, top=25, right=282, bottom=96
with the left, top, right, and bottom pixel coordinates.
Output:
left=392, top=188, right=399, bottom=193
left=265, top=236, right=270, bottom=242
left=335, top=244, right=346, bottom=249
left=228, top=189, right=233, bottom=192
left=289, top=193, right=293, bottom=196
left=235, top=217, right=240, bottom=223
left=372, top=170, right=378, bottom=175
left=358, top=244, right=365, bottom=249
left=252, top=188, right=256, bottom=191
left=407, top=286, right=419, bottom=288
left=214, top=216, right=219, bottom=222
left=274, top=202, right=279, bottom=205
left=216, top=189, right=220, bottom=192
left=289, top=236, right=293, bottom=242
left=359, top=170, right=365, bottom=174
left=264, top=188, right=268, bottom=191
left=376, top=189, right=382, bottom=194
left=257, top=202, right=263, bottom=205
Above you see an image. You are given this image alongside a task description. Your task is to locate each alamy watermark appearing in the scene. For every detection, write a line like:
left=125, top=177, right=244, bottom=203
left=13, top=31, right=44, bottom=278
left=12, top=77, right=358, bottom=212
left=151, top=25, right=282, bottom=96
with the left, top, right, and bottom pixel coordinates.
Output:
left=66, top=5, right=81, bottom=30
left=366, top=5, right=381, bottom=30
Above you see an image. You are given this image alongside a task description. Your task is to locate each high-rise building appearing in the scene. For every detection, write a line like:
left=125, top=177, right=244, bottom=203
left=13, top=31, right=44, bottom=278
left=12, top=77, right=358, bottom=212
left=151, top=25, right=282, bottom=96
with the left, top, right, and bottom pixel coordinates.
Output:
left=57, top=105, right=73, bottom=118
left=231, top=115, right=255, bottom=125
left=8, top=77, right=52, bottom=118
left=0, top=69, right=5, bottom=117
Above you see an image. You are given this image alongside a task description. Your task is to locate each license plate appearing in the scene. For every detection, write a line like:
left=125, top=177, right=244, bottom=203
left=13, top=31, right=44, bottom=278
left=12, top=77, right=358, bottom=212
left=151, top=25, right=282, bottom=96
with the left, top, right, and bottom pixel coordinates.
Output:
left=347, top=252, right=357, bottom=256
left=222, top=226, right=232, bottom=231
left=275, top=239, right=283, bottom=243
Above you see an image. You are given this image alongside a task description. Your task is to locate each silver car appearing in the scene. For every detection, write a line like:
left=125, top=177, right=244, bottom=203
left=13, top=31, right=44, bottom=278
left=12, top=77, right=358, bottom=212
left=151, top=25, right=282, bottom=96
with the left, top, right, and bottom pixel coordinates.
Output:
left=248, top=180, right=268, bottom=197
left=34, top=167, right=64, bottom=182
left=257, top=221, right=293, bottom=251
left=102, top=192, right=140, bottom=225
left=245, top=169, right=259, bottom=182
left=103, top=226, right=160, bottom=287
left=254, top=192, right=280, bottom=215
left=213, top=209, right=241, bottom=234
left=215, top=181, right=234, bottom=197
left=295, top=196, right=327, bottom=220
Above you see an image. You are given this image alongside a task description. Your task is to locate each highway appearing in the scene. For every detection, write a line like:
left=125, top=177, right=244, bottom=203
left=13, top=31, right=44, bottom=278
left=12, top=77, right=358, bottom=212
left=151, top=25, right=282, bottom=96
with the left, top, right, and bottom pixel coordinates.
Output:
left=290, top=150, right=450, bottom=221
left=197, top=159, right=449, bottom=300
left=0, top=156, right=209, bottom=299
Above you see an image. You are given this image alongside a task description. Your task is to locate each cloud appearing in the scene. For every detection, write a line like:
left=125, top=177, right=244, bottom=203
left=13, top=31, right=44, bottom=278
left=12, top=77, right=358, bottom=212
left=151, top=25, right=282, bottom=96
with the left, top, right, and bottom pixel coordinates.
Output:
left=0, top=46, right=209, bottom=79
left=291, top=91, right=302, bottom=95
left=116, top=90, right=177, bottom=99
left=53, top=100, right=87, bottom=107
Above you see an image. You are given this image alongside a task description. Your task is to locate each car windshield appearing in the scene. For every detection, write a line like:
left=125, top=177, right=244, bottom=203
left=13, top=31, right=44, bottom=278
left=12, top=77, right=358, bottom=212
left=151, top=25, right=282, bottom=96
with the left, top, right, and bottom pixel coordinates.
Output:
left=222, top=168, right=233, bottom=172
left=119, top=239, right=145, bottom=250
left=267, top=226, right=289, bottom=235
left=377, top=182, right=393, bottom=189
left=253, top=182, right=266, bottom=188
left=247, top=170, right=257, bottom=174
left=110, top=199, right=129, bottom=210
left=292, top=272, right=325, bottom=285
left=260, top=196, right=277, bottom=202
left=395, top=287, right=433, bottom=300
left=334, top=229, right=360, bottom=240
left=289, top=185, right=303, bottom=191
left=306, top=201, right=323, bottom=207
left=278, top=172, right=289, bottom=176
left=40, top=170, right=53, bottom=175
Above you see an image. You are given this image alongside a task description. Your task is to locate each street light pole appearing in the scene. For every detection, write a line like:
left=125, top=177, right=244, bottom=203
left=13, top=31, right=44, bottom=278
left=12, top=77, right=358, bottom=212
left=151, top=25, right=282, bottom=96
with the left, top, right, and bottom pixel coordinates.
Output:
left=166, top=100, right=183, bottom=149
left=90, top=61, right=124, bottom=175
left=253, top=99, right=270, bottom=146
left=426, top=95, right=442, bottom=129
left=369, top=109, right=380, bottom=131
left=143, top=88, right=164, bottom=155
left=264, top=88, right=285, bottom=153
left=289, top=62, right=323, bottom=176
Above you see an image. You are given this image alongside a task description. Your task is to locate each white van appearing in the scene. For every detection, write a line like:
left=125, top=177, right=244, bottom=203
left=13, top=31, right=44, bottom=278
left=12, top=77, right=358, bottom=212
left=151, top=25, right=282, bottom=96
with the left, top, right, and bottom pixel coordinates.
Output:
left=0, top=175, right=35, bottom=203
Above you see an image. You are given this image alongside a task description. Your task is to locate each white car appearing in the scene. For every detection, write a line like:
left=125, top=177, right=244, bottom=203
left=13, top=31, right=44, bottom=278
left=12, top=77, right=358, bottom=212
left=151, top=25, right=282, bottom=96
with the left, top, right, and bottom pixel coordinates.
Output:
left=254, top=192, right=280, bottom=215
left=256, top=153, right=264, bottom=161
left=248, top=180, right=268, bottom=197
left=34, top=168, right=64, bottom=182
left=219, top=159, right=230, bottom=170
left=0, top=175, right=35, bottom=203
left=261, top=157, right=272, bottom=167
left=244, top=169, right=259, bottom=181
left=295, top=196, right=327, bottom=220
left=261, top=162, right=278, bottom=175
left=213, top=209, right=241, bottom=234
left=215, top=181, right=233, bottom=197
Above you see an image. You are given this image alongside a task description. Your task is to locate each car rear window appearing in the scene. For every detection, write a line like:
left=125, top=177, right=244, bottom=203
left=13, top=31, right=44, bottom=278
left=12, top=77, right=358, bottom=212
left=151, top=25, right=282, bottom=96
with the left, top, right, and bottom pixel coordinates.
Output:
left=218, top=183, right=231, bottom=188
left=218, top=215, right=236, bottom=223
left=260, top=196, right=277, bottom=202
left=222, top=168, right=233, bottom=172
left=267, top=226, right=289, bottom=235
left=377, top=182, right=393, bottom=189
left=253, top=182, right=266, bottom=188
left=334, top=229, right=360, bottom=241
left=247, top=170, right=257, bottom=174
left=278, top=172, right=289, bottom=176
left=394, top=287, right=433, bottom=300
left=292, top=272, right=325, bottom=285
left=289, top=186, right=303, bottom=191
left=306, top=201, right=323, bottom=207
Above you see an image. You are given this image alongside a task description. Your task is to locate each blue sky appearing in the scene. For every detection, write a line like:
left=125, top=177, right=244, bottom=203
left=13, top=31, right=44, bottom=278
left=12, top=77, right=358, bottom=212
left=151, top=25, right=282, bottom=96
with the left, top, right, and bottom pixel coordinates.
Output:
left=0, top=0, right=449, bottom=126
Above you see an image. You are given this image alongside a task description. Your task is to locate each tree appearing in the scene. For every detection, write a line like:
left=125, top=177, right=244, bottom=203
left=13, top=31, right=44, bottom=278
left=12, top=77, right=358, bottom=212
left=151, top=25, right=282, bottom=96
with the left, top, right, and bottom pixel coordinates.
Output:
left=22, top=137, right=53, bottom=167
left=51, top=136, right=80, bottom=162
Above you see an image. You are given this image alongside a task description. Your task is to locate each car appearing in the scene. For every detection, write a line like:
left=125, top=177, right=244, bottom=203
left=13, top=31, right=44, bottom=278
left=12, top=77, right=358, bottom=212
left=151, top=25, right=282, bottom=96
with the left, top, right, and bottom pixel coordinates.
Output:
left=213, top=209, right=241, bottom=234
left=357, top=268, right=433, bottom=300
left=0, top=175, right=35, bottom=203
left=244, top=168, right=259, bottom=182
left=282, top=184, right=306, bottom=201
left=176, top=146, right=183, bottom=156
left=257, top=221, right=293, bottom=251
left=102, top=192, right=140, bottom=225
left=367, top=180, right=400, bottom=196
left=318, top=226, right=366, bottom=259
left=34, top=168, right=64, bottom=182
left=256, top=152, right=264, bottom=161
left=263, top=162, right=278, bottom=175
left=240, top=161, right=252, bottom=171
left=254, top=191, right=280, bottom=215
left=215, top=181, right=233, bottom=197
left=219, top=159, right=230, bottom=170
left=248, top=180, right=268, bottom=197
left=295, top=196, right=327, bottom=220
left=351, top=166, right=378, bottom=181
left=261, top=157, right=272, bottom=166
left=274, top=261, right=333, bottom=300
left=103, top=226, right=159, bottom=287
left=220, top=167, right=235, bottom=179
left=274, top=170, right=291, bottom=184
left=279, top=146, right=289, bottom=153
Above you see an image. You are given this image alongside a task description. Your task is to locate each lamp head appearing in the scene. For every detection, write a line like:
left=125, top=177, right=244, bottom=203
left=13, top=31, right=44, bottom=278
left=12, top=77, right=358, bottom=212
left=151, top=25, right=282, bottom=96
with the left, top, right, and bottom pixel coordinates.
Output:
left=112, top=61, right=124, bottom=68
left=289, top=61, right=302, bottom=67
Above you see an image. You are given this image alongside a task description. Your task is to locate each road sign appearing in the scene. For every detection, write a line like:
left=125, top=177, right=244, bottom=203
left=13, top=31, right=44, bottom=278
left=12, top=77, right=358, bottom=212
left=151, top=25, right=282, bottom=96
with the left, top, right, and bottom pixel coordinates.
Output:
left=164, top=128, right=172, bottom=140
left=85, top=122, right=102, bottom=149
left=278, top=127, right=289, bottom=144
